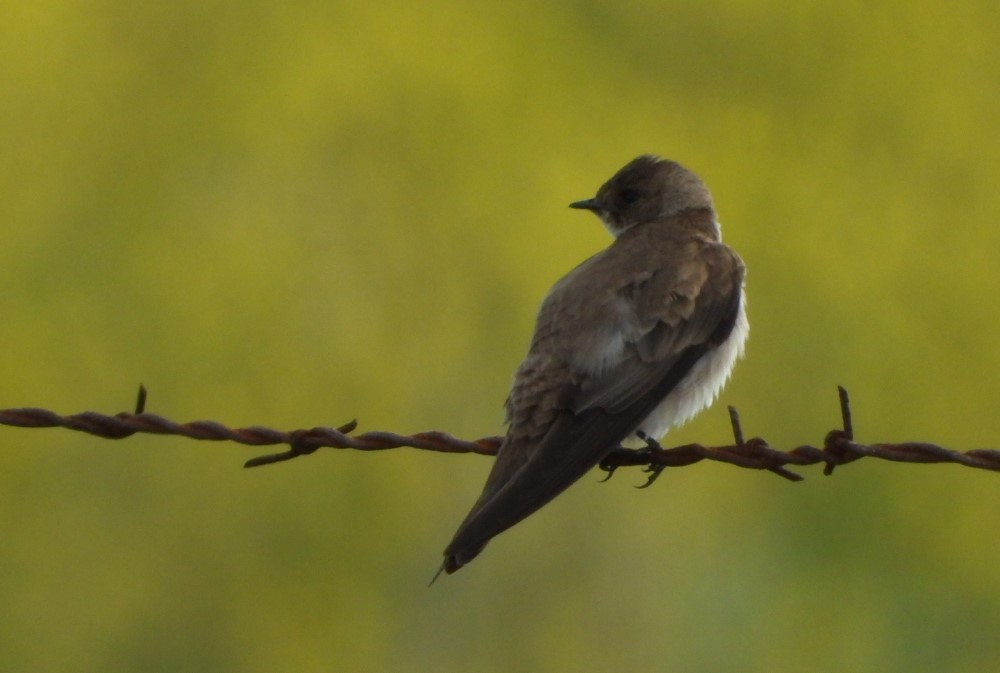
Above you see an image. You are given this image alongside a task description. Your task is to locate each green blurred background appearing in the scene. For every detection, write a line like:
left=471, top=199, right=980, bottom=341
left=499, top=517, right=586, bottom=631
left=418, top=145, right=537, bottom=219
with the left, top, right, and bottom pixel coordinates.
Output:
left=1, top=1, right=998, bottom=671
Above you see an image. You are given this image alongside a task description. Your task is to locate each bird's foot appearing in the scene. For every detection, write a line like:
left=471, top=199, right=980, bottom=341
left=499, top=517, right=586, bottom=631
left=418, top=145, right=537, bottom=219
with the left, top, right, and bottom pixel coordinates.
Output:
left=634, top=431, right=667, bottom=489
left=597, top=432, right=668, bottom=487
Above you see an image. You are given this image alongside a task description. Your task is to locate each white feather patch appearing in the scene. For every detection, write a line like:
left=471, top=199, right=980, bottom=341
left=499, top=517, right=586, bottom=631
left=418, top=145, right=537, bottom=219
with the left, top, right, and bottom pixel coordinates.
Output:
left=626, top=291, right=748, bottom=445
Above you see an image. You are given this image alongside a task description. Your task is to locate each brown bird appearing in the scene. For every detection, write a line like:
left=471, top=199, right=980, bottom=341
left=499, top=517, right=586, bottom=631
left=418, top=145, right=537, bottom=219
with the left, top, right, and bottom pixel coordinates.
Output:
left=439, top=155, right=748, bottom=576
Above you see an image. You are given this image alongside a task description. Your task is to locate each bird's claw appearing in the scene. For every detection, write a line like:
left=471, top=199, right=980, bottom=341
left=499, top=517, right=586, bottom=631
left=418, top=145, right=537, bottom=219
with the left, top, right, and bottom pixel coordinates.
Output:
left=634, top=431, right=667, bottom=489
left=636, top=464, right=666, bottom=489
left=599, top=433, right=669, bottom=486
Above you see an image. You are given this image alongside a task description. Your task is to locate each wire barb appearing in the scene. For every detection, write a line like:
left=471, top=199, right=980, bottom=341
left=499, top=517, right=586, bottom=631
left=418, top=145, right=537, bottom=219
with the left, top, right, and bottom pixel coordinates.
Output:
left=1, top=386, right=999, bottom=480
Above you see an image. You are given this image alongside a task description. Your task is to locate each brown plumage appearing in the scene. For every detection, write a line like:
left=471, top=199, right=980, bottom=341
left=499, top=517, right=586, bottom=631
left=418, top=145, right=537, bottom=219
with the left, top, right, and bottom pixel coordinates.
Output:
left=440, top=156, right=748, bottom=575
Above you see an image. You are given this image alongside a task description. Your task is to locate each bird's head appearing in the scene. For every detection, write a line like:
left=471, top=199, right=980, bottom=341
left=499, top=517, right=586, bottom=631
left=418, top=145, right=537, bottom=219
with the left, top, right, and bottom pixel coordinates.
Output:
left=570, top=155, right=714, bottom=237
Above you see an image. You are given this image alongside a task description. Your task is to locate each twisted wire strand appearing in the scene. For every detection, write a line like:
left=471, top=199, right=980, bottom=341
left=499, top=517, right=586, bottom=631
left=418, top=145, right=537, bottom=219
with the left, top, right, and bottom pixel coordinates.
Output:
left=1, top=385, right=998, bottom=481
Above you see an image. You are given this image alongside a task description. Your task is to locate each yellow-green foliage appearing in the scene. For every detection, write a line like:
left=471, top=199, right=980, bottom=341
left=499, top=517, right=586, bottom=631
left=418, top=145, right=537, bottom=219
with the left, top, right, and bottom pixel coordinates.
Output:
left=1, top=2, right=998, bottom=671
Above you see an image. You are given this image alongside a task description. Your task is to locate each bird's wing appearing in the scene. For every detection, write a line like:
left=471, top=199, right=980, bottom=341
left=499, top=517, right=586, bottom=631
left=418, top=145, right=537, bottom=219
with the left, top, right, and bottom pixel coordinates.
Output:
left=443, top=242, right=744, bottom=572
left=571, top=243, right=744, bottom=413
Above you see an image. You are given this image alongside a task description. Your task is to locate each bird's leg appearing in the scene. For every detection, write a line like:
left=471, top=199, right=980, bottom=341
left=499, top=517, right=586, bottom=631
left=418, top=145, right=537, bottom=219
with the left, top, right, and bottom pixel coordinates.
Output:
left=597, top=431, right=668, bottom=487
left=634, top=431, right=667, bottom=488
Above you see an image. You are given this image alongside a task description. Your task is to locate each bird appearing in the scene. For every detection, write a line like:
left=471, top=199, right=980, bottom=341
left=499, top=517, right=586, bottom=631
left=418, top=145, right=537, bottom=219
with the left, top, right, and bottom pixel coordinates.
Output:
left=438, top=154, right=748, bottom=576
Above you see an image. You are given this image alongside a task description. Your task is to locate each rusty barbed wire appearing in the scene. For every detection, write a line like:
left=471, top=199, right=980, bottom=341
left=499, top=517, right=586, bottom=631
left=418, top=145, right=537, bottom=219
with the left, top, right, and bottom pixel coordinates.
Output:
left=1, top=385, right=999, bottom=482
left=0, top=385, right=502, bottom=467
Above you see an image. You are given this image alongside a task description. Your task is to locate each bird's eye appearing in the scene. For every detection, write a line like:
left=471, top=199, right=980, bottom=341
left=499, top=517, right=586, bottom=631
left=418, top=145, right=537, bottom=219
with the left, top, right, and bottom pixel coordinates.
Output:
left=620, top=188, right=641, bottom=205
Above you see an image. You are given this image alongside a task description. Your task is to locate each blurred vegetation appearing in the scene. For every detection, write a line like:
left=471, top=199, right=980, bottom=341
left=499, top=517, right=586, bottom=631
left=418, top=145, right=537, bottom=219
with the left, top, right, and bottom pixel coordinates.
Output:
left=1, top=1, right=998, bottom=671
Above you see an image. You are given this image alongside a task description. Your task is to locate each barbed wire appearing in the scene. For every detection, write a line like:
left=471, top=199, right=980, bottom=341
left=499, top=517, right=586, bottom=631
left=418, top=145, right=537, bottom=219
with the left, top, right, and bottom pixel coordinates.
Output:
left=1, top=385, right=999, bottom=483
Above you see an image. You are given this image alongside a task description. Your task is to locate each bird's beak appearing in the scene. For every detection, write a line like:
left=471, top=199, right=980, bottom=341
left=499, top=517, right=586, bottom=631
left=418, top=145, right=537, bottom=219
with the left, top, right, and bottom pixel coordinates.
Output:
left=569, top=198, right=600, bottom=211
